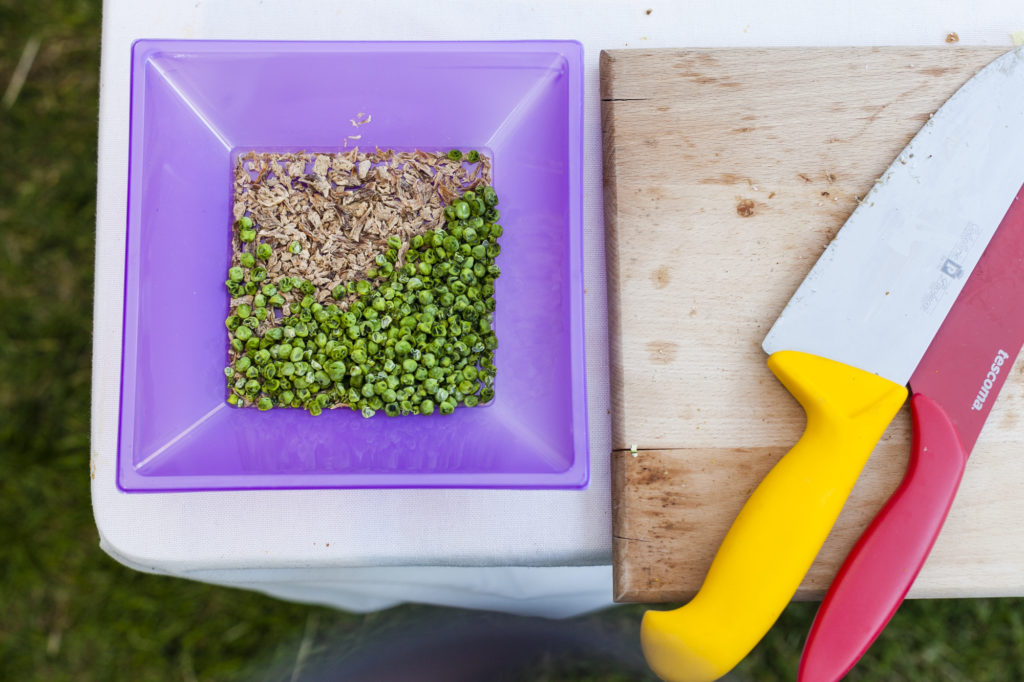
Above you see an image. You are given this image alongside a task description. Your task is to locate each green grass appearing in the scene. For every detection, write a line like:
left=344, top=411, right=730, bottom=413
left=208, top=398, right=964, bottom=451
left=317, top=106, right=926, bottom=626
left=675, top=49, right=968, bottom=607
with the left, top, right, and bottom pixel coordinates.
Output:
left=2, top=2, right=1024, bottom=680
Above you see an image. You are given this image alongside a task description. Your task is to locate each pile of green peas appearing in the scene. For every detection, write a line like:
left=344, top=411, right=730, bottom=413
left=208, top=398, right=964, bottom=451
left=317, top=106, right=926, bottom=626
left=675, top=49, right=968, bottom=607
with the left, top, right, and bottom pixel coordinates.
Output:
left=223, top=180, right=501, bottom=418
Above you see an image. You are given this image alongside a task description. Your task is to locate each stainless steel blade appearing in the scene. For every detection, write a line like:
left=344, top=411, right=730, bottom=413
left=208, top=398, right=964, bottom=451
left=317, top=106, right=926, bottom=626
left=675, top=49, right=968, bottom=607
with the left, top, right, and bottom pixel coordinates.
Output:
left=763, top=47, right=1024, bottom=384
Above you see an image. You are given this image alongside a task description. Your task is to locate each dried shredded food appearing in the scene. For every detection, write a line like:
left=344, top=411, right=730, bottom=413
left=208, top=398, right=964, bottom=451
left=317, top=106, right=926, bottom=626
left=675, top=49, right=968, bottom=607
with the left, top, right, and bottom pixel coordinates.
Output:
left=230, top=149, right=492, bottom=336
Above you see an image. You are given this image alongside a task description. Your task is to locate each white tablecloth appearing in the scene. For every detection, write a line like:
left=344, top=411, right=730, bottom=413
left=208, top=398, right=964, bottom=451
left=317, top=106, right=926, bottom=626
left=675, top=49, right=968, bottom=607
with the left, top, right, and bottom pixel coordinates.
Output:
left=92, top=0, right=1023, bottom=617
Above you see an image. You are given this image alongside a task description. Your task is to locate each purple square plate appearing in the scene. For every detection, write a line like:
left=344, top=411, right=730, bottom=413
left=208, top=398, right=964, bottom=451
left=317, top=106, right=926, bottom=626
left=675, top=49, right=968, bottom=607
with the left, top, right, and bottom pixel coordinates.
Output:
left=118, top=40, right=587, bottom=491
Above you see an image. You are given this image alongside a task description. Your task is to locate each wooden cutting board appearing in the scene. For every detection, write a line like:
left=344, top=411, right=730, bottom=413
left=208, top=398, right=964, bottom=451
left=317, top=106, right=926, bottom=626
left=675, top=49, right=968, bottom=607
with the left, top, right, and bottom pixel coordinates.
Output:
left=603, top=47, right=1024, bottom=603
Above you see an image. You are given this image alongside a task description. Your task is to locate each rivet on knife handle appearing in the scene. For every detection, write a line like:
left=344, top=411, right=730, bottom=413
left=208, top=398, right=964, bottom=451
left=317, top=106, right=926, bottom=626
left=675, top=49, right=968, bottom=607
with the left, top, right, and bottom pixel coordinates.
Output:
left=641, top=351, right=907, bottom=682
left=798, top=393, right=969, bottom=682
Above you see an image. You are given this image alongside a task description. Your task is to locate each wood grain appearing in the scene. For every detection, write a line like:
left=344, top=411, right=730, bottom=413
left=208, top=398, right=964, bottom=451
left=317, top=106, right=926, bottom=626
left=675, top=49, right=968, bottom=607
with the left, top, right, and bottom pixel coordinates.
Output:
left=603, top=47, right=1024, bottom=603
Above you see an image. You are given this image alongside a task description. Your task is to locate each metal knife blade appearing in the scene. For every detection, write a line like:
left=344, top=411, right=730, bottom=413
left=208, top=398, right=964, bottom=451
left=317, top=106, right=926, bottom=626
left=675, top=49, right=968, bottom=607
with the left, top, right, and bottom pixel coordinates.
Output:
left=799, top=185, right=1024, bottom=682
left=641, top=46, right=1024, bottom=682
left=763, top=48, right=1024, bottom=384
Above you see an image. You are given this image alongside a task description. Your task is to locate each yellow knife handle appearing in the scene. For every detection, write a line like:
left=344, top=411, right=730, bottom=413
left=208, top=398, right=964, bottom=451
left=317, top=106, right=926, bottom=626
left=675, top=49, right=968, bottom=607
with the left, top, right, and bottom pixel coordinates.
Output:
left=641, top=350, right=908, bottom=682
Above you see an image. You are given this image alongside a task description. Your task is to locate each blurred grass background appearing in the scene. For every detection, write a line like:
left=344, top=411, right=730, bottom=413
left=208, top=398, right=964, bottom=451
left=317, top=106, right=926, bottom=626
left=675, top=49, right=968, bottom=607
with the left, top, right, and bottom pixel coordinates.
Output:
left=2, top=1, right=1024, bottom=680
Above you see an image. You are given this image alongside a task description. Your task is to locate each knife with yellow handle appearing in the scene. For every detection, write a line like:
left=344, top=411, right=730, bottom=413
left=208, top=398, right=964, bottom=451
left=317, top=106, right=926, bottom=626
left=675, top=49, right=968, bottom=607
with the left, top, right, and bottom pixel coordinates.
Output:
left=641, top=45, right=1024, bottom=682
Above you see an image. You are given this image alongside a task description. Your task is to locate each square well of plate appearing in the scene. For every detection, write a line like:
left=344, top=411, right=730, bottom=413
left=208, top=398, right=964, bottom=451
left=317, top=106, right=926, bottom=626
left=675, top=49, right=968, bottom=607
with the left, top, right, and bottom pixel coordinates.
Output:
left=118, top=40, right=587, bottom=491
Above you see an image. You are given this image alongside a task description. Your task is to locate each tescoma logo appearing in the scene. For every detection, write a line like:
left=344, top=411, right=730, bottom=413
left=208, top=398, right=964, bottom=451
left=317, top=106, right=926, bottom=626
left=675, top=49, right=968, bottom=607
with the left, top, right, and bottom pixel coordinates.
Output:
left=972, top=349, right=1010, bottom=411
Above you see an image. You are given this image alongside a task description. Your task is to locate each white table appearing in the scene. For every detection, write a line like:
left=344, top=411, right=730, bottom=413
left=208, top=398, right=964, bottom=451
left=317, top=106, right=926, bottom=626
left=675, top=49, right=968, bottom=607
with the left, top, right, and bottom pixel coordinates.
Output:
left=92, top=0, right=1023, bottom=617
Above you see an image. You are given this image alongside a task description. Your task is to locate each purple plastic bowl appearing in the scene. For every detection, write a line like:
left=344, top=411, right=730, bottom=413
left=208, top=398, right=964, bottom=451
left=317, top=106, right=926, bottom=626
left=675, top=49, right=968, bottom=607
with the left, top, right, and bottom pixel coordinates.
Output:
left=118, top=40, right=587, bottom=491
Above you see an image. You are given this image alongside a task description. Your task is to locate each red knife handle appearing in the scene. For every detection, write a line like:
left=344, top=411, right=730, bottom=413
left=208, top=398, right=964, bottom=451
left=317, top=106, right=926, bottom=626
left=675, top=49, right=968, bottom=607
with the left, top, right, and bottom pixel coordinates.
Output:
left=798, top=393, right=969, bottom=682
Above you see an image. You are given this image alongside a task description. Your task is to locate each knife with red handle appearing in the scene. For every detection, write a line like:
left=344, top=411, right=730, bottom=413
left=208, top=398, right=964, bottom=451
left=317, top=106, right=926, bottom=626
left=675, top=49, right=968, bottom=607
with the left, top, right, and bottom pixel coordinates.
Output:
left=798, top=186, right=1024, bottom=682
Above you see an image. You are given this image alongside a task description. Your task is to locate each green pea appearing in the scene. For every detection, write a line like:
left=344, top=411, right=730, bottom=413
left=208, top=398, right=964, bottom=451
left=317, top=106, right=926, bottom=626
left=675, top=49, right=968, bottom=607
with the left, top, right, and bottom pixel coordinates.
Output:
left=228, top=266, right=245, bottom=282
left=239, top=228, right=257, bottom=243
left=439, top=400, right=455, bottom=416
left=325, top=361, right=346, bottom=381
left=234, top=326, right=253, bottom=341
left=464, top=394, right=479, bottom=407
left=420, top=399, right=435, bottom=415
left=467, top=150, right=480, bottom=163
left=240, top=252, right=256, bottom=268
left=288, top=241, right=302, bottom=255
left=256, top=243, right=272, bottom=261
left=235, top=216, right=254, bottom=230
left=278, top=277, right=294, bottom=292
left=251, top=267, right=267, bottom=282
left=447, top=149, right=463, bottom=162
left=481, top=186, right=498, bottom=207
